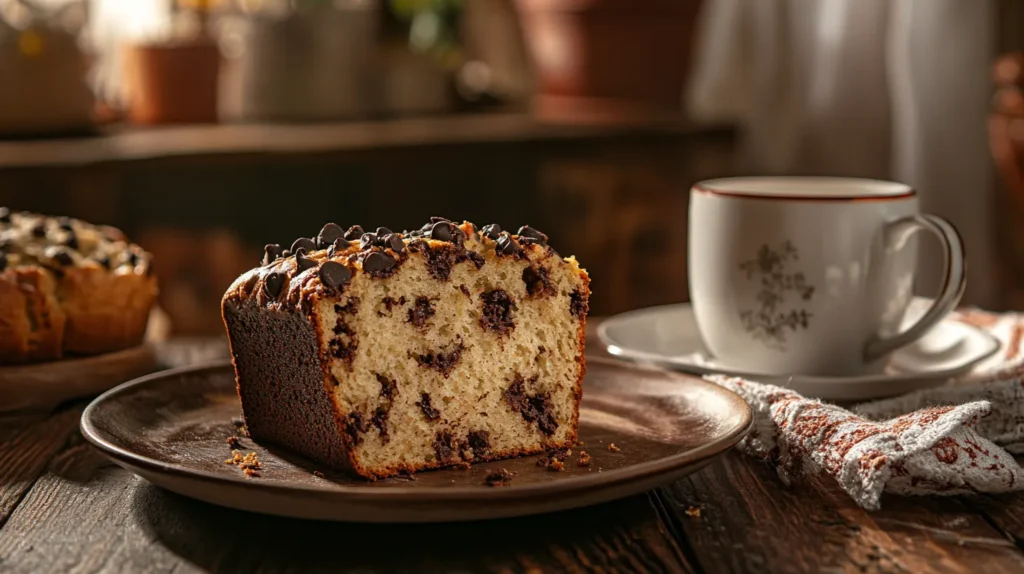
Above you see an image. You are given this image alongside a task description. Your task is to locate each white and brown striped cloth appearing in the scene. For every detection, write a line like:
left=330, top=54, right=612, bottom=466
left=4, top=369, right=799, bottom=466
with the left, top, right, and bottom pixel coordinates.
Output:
left=707, top=306, right=1024, bottom=510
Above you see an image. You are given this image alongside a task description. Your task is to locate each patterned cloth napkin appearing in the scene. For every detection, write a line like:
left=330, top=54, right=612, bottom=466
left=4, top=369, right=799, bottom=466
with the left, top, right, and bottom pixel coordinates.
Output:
left=706, top=306, right=1024, bottom=510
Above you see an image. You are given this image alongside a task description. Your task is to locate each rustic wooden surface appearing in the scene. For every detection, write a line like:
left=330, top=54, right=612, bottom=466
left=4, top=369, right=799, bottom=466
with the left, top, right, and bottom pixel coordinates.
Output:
left=1, top=325, right=1023, bottom=573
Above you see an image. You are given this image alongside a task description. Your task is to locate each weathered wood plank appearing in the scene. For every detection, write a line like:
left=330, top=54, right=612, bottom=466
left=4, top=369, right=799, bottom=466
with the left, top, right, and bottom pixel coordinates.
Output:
left=0, top=406, right=81, bottom=528
left=656, top=452, right=1024, bottom=574
left=963, top=488, right=1024, bottom=551
left=0, top=443, right=693, bottom=574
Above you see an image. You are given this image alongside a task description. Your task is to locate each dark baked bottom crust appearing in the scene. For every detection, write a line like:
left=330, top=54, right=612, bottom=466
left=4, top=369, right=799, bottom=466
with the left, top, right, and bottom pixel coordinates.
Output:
left=223, top=300, right=356, bottom=474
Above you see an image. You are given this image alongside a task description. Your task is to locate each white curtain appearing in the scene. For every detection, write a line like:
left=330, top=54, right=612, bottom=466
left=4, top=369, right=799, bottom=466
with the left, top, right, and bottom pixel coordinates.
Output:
left=688, top=0, right=996, bottom=307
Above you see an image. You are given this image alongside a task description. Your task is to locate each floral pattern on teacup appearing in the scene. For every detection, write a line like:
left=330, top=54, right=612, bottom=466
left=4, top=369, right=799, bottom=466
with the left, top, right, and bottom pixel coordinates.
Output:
left=738, top=241, right=816, bottom=350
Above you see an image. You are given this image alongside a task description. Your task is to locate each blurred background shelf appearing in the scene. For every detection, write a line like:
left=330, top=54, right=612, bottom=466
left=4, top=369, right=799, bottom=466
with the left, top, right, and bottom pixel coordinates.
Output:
left=0, top=113, right=721, bottom=168
left=0, top=113, right=737, bottom=336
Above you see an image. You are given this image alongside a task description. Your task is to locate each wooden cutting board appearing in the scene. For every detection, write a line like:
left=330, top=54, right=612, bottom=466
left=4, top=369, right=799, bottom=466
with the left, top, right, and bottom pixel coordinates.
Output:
left=0, top=308, right=171, bottom=413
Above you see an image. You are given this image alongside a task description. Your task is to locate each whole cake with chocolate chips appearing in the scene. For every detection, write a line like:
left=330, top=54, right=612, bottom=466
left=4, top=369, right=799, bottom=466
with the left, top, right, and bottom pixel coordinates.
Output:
left=0, top=208, right=157, bottom=363
left=222, top=218, right=590, bottom=479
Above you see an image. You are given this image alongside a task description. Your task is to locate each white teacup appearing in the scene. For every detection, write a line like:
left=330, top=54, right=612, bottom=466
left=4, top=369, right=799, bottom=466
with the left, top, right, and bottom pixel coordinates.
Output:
left=688, top=176, right=965, bottom=376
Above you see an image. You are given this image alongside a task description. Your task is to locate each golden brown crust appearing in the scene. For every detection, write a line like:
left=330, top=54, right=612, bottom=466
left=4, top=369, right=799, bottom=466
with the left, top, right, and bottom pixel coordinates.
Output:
left=59, top=267, right=158, bottom=354
left=0, top=268, right=65, bottom=363
left=0, top=210, right=157, bottom=364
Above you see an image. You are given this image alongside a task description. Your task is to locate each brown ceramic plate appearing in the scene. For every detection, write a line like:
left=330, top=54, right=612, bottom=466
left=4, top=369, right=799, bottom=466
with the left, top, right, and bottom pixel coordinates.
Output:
left=81, top=357, right=751, bottom=522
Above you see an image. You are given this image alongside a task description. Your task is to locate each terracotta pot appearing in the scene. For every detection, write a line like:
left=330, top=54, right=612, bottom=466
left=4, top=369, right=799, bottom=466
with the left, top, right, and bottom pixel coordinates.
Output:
left=515, top=0, right=702, bottom=124
left=124, top=41, right=220, bottom=125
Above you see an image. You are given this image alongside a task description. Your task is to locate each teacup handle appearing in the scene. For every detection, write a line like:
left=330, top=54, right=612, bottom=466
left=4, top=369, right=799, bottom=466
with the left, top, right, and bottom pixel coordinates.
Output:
left=863, top=214, right=966, bottom=363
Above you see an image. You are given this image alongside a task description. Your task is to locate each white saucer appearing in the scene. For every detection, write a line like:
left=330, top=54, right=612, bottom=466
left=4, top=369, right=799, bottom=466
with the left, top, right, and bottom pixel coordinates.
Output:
left=597, top=298, right=1002, bottom=401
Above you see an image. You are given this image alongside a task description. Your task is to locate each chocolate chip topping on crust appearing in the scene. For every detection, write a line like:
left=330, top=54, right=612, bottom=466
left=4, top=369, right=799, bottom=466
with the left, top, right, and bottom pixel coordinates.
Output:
left=481, top=224, right=502, bottom=240
left=517, top=225, right=548, bottom=245
left=361, top=251, right=398, bottom=277
left=263, top=244, right=284, bottom=266
left=317, top=223, right=345, bottom=249
left=291, top=237, right=316, bottom=254
left=294, top=248, right=317, bottom=272
left=0, top=209, right=152, bottom=275
left=319, top=261, right=352, bottom=290
left=327, top=237, right=352, bottom=256
left=344, top=225, right=365, bottom=240
left=263, top=272, right=286, bottom=299
left=495, top=232, right=520, bottom=256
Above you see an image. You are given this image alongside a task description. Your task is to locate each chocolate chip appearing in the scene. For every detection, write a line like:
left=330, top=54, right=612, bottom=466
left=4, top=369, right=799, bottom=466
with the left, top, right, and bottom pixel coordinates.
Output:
left=328, top=237, right=351, bottom=257
left=319, top=261, right=352, bottom=289
left=376, top=227, right=393, bottom=237
left=0, top=207, right=9, bottom=224
left=450, top=226, right=466, bottom=248
left=362, top=251, right=396, bottom=274
left=61, top=233, right=78, bottom=250
left=0, top=252, right=6, bottom=271
left=263, top=272, right=286, bottom=298
left=407, top=296, right=436, bottom=328
left=382, top=233, right=404, bottom=253
left=570, top=289, right=588, bottom=319
left=263, top=244, right=283, bottom=266
left=281, top=249, right=292, bottom=258
left=430, top=216, right=450, bottom=224
left=430, top=221, right=452, bottom=242
left=291, top=237, right=316, bottom=254
left=517, top=225, right=548, bottom=244
left=31, top=223, right=46, bottom=238
left=58, top=217, right=74, bottom=231
left=295, top=248, right=317, bottom=272
left=481, top=224, right=502, bottom=240
left=495, top=232, right=520, bottom=256
left=317, top=223, right=345, bottom=249
left=47, top=248, right=74, bottom=267
left=416, top=393, right=440, bottom=421
left=360, top=233, right=377, bottom=250
left=344, top=225, right=364, bottom=240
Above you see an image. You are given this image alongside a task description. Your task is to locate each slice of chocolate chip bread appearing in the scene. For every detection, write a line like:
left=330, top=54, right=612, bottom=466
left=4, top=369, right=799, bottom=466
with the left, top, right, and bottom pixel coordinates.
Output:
left=222, top=218, right=590, bottom=479
left=0, top=208, right=157, bottom=363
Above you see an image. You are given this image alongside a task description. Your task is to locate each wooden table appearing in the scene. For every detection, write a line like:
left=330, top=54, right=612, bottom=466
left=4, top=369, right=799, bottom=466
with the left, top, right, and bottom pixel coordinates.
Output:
left=2, top=328, right=1024, bottom=573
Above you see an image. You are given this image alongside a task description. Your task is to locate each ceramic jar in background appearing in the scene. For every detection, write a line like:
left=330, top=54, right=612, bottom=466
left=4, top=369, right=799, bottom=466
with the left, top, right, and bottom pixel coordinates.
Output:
left=0, top=11, right=94, bottom=135
left=219, top=0, right=380, bottom=122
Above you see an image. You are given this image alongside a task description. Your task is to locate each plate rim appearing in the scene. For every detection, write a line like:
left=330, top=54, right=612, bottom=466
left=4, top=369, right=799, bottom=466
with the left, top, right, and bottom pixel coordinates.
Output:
left=80, top=356, right=753, bottom=502
left=597, top=302, right=1002, bottom=385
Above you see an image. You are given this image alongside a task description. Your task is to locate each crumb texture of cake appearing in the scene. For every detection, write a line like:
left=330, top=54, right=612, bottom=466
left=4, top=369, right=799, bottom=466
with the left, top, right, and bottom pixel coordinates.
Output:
left=0, top=208, right=157, bottom=363
left=222, top=218, right=590, bottom=479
